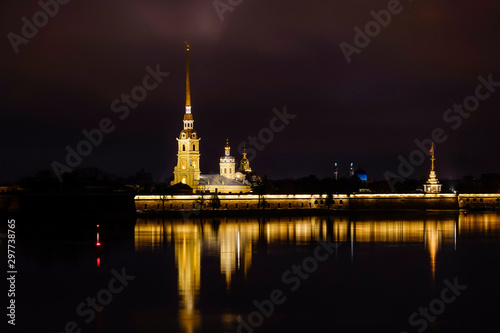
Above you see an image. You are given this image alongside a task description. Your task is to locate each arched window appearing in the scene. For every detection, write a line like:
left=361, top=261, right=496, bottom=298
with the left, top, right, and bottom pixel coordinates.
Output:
left=193, top=145, right=195, bottom=151
left=182, top=145, right=186, bottom=151
left=224, top=168, right=227, bottom=174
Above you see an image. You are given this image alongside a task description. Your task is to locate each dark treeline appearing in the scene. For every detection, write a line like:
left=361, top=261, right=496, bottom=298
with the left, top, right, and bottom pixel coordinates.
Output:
left=269, top=175, right=500, bottom=194
left=4, top=167, right=156, bottom=193
left=2, top=167, right=499, bottom=194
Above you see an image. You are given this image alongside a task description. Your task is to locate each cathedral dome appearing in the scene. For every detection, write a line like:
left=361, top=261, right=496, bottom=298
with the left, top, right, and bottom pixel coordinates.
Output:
left=179, top=129, right=197, bottom=139
left=354, top=168, right=368, bottom=181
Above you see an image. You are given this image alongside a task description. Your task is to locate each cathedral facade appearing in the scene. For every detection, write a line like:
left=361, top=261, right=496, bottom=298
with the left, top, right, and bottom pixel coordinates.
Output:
left=170, top=43, right=252, bottom=194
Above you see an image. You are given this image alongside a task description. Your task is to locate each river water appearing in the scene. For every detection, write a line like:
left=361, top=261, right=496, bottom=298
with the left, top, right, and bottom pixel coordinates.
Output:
left=10, top=211, right=500, bottom=332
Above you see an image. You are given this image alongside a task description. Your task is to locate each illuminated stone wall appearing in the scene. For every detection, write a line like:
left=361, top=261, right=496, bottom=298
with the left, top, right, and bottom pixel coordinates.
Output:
left=349, top=193, right=458, bottom=210
left=134, top=194, right=349, bottom=213
left=458, top=194, right=500, bottom=209
left=135, top=193, right=500, bottom=213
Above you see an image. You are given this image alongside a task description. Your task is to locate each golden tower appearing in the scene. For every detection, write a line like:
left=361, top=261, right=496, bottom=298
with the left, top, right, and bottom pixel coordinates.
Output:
left=220, top=139, right=236, bottom=180
left=239, top=146, right=252, bottom=172
left=424, top=142, right=442, bottom=193
left=171, top=42, right=201, bottom=188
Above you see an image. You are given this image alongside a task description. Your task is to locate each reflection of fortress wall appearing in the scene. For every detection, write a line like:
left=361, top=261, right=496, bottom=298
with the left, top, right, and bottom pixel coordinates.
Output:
left=136, top=193, right=500, bottom=213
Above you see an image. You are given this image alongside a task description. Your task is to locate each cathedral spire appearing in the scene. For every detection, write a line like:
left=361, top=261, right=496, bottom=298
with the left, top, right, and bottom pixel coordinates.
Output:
left=225, top=139, right=230, bottom=156
left=424, top=142, right=441, bottom=193
left=430, top=142, right=435, bottom=171
left=185, top=41, right=191, bottom=112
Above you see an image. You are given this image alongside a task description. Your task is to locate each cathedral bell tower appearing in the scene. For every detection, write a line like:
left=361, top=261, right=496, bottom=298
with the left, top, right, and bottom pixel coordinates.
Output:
left=171, top=42, right=201, bottom=187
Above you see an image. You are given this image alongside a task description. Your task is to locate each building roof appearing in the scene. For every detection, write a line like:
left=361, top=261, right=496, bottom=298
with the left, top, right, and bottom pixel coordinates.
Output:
left=198, top=174, right=247, bottom=186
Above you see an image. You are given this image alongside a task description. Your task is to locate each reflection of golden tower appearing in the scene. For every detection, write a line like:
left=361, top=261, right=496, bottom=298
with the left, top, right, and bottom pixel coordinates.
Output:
left=424, top=142, right=442, bottom=193
left=174, top=224, right=201, bottom=333
left=175, top=232, right=201, bottom=311
left=172, top=42, right=201, bottom=188
left=239, top=146, right=252, bottom=172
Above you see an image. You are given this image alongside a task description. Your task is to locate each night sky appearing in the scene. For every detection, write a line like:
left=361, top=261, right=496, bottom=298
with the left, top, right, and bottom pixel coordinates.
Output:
left=1, top=0, right=499, bottom=184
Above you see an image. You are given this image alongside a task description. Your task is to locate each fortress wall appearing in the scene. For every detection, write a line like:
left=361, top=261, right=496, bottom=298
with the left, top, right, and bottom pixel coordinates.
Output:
left=135, top=193, right=500, bottom=213
left=134, top=194, right=349, bottom=213
left=458, top=194, right=500, bottom=209
left=349, top=194, right=458, bottom=210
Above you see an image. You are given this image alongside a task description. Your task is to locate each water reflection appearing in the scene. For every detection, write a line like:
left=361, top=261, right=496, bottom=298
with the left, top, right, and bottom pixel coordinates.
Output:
left=133, top=212, right=500, bottom=332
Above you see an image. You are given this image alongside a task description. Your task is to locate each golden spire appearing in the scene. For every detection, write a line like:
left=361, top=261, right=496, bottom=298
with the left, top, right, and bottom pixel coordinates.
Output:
left=225, top=139, right=230, bottom=156
left=185, top=41, right=191, bottom=108
left=431, top=142, right=435, bottom=171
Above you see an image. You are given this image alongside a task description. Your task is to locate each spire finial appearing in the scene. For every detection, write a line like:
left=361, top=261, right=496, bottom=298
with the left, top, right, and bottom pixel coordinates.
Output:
left=185, top=41, right=191, bottom=109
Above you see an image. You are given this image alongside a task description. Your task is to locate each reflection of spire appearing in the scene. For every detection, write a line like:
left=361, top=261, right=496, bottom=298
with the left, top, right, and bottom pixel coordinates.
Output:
left=425, top=220, right=440, bottom=281
left=175, top=228, right=201, bottom=333
left=176, top=234, right=200, bottom=310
